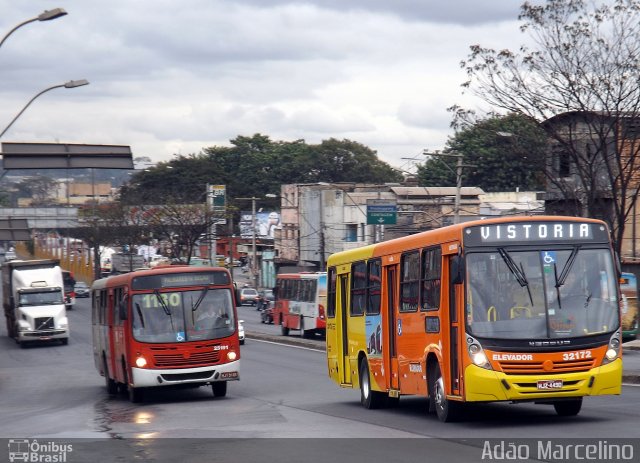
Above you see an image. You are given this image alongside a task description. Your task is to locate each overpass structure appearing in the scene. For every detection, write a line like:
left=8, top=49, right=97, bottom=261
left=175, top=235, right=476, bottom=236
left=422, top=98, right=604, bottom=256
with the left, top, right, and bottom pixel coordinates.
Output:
left=0, top=207, right=79, bottom=231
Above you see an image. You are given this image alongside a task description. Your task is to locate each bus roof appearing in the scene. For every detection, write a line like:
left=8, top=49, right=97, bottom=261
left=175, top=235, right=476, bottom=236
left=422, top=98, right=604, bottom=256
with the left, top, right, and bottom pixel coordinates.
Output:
left=327, top=215, right=609, bottom=267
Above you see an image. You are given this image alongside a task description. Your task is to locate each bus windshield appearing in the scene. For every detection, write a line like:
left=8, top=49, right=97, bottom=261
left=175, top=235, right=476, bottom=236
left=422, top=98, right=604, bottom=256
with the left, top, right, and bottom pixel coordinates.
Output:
left=131, top=288, right=236, bottom=343
left=465, top=247, right=619, bottom=340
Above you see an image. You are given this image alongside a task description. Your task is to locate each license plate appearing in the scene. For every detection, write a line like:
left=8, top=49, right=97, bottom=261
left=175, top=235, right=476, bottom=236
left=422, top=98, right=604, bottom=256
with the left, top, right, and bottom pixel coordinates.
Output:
left=537, top=379, right=563, bottom=390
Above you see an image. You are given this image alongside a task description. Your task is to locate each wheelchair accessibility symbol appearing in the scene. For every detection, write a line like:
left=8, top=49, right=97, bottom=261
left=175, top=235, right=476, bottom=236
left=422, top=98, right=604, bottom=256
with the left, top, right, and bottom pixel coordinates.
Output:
left=542, top=251, right=556, bottom=265
left=175, top=332, right=185, bottom=342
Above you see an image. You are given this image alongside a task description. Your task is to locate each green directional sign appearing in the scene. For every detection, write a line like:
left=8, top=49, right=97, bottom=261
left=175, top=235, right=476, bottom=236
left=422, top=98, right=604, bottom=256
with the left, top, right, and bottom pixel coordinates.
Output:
left=367, top=204, right=397, bottom=225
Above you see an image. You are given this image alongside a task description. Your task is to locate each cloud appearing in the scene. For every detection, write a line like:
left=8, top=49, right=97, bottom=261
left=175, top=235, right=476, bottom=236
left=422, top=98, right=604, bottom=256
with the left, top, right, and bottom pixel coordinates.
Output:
left=0, top=0, right=523, bottom=169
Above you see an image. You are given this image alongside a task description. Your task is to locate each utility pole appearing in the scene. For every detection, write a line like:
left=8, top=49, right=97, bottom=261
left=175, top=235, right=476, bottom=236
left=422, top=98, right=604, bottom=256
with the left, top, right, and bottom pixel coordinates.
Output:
left=423, top=150, right=470, bottom=224
left=237, top=196, right=260, bottom=289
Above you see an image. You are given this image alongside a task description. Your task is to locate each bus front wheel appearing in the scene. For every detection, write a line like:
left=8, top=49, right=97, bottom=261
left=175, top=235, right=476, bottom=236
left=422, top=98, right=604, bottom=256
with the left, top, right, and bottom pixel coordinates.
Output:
left=553, top=398, right=582, bottom=416
left=429, top=364, right=461, bottom=422
left=359, top=361, right=385, bottom=409
left=212, top=381, right=227, bottom=398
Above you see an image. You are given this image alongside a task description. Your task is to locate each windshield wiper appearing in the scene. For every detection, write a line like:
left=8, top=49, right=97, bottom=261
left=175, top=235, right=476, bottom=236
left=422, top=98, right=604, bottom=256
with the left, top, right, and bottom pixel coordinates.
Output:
left=135, top=302, right=145, bottom=328
left=153, top=289, right=175, bottom=331
left=555, top=246, right=580, bottom=288
left=553, top=246, right=581, bottom=310
left=190, top=287, right=209, bottom=325
left=498, top=248, right=534, bottom=305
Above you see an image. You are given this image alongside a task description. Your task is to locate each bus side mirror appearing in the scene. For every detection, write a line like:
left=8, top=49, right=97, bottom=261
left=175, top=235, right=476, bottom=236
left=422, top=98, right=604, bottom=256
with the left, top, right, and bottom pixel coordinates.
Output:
left=451, top=255, right=465, bottom=285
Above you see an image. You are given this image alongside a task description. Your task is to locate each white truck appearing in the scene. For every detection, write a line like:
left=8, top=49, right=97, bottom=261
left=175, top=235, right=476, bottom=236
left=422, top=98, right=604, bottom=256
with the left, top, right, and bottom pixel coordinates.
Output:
left=110, top=253, right=146, bottom=274
left=2, top=259, right=69, bottom=346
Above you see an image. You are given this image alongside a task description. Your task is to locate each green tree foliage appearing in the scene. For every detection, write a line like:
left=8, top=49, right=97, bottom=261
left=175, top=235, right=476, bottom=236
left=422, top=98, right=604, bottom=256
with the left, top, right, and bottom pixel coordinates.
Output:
left=119, top=134, right=402, bottom=208
left=417, top=114, right=547, bottom=192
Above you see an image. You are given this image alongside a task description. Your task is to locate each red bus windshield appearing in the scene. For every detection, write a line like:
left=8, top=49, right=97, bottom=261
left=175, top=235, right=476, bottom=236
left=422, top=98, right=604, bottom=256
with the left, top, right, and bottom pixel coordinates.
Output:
left=131, top=288, right=236, bottom=343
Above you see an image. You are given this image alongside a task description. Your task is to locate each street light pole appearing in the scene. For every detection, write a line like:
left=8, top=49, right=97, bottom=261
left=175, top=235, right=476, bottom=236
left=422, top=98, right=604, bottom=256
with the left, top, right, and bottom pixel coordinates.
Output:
left=0, top=8, right=67, bottom=49
left=0, top=79, right=89, bottom=139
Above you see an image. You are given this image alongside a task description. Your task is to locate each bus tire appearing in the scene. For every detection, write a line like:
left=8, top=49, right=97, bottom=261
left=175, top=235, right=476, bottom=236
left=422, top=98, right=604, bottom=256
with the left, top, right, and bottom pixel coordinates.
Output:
left=103, top=357, right=118, bottom=395
left=359, top=360, right=385, bottom=409
left=212, top=381, right=227, bottom=398
left=281, top=322, right=289, bottom=336
left=128, top=387, right=144, bottom=403
left=61, top=338, right=68, bottom=346
left=553, top=398, right=582, bottom=416
left=430, top=364, right=461, bottom=422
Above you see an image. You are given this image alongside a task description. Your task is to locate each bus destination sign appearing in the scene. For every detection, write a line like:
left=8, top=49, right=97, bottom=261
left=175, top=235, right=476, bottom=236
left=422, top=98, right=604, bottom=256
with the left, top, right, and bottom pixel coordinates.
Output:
left=464, top=221, right=609, bottom=246
left=132, top=271, right=230, bottom=290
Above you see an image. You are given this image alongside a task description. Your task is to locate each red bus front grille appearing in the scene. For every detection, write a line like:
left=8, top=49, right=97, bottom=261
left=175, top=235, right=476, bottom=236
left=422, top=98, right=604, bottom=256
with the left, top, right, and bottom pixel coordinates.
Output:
left=153, top=351, right=221, bottom=367
left=498, top=358, right=595, bottom=375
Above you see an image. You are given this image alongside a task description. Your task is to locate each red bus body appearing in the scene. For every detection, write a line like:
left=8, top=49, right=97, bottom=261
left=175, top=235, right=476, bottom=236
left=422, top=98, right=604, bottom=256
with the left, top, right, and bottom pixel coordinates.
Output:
left=91, top=265, right=240, bottom=402
left=273, top=272, right=327, bottom=337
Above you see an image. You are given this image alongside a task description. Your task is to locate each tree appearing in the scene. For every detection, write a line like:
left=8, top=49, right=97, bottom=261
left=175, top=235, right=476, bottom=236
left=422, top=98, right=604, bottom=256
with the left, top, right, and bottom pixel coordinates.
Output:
left=459, top=0, right=640, bottom=255
left=13, top=175, right=58, bottom=206
left=417, top=113, right=547, bottom=192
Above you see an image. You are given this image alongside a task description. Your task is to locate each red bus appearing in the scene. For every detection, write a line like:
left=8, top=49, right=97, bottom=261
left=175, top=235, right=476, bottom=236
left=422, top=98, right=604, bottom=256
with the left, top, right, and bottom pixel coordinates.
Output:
left=273, top=272, right=327, bottom=337
left=91, top=265, right=240, bottom=402
left=327, top=216, right=622, bottom=422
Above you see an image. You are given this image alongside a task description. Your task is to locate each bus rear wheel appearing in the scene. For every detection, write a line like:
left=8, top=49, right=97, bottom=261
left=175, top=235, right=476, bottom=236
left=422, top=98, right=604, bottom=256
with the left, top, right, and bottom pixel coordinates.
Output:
left=281, top=319, right=289, bottom=336
left=103, top=358, right=118, bottom=395
left=212, top=381, right=227, bottom=398
left=359, top=361, right=385, bottom=409
left=553, top=398, right=582, bottom=416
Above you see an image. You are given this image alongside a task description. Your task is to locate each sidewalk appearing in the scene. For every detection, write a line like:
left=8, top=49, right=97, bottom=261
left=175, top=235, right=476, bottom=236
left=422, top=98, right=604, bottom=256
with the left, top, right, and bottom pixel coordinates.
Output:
left=623, top=338, right=640, bottom=384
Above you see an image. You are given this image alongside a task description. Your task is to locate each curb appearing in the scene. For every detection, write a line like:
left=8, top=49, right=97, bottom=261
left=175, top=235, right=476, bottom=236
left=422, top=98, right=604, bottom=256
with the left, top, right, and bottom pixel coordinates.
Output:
left=246, top=331, right=325, bottom=350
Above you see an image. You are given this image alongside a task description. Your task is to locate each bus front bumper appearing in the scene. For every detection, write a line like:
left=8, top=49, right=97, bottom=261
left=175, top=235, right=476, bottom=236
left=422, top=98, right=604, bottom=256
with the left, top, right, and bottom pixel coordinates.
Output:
left=464, top=358, right=622, bottom=402
left=131, top=360, right=240, bottom=388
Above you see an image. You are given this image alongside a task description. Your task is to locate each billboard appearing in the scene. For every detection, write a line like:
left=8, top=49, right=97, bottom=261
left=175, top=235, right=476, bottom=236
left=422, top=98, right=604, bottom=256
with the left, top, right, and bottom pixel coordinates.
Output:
left=239, top=210, right=281, bottom=239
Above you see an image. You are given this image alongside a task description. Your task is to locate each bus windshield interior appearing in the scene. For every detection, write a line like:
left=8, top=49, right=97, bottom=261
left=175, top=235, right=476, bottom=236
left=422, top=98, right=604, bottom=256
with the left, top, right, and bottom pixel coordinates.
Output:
left=131, top=288, right=236, bottom=343
left=465, top=247, right=619, bottom=340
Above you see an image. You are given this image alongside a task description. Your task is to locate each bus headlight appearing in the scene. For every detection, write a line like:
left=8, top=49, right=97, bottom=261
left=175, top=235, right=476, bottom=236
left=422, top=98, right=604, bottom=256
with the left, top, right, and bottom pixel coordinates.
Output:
left=227, top=351, right=237, bottom=361
left=602, top=330, right=620, bottom=365
left=135, top=356, right=148, bottom=368
left=466, top=335, right=492, bottom=370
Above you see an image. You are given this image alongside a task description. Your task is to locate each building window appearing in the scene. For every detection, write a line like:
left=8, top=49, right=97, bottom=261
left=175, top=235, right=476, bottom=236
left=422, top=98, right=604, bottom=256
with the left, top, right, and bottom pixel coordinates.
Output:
left=345, top=224, right=357, bottom=242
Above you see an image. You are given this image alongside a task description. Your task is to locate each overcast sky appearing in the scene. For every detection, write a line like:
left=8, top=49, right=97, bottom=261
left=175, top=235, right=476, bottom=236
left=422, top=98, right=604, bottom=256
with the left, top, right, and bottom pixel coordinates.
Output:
left=0, top=1, right=525, bottom=172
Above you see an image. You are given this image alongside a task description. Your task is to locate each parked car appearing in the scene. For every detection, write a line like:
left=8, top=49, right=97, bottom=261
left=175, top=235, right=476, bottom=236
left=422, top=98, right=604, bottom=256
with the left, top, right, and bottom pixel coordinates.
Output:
left=256, top=289, right=275, bottom=311
left=260, top=307, right=274, bottom=324
left=238, top=287, right=259, bottom=306
left=74, top=281, right=90, bottom=298
left=238, top=319, right=245, bottom=345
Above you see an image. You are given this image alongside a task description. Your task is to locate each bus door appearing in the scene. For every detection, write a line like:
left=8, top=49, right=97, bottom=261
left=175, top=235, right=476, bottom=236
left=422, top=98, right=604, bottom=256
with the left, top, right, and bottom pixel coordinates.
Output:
left=385, top=264, right=399, bottom=391
left=337, top=272, right=352, bottom=385
left=443, top=253, right=462, bottom=397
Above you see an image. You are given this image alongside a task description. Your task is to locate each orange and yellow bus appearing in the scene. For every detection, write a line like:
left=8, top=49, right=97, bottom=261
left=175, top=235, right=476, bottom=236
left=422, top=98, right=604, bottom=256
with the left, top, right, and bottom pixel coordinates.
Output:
left=273, top=272, right=327, bottom=337
left=92, top=265, right=240, bottom=403
left=326, top=216, right=622, bottom=422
